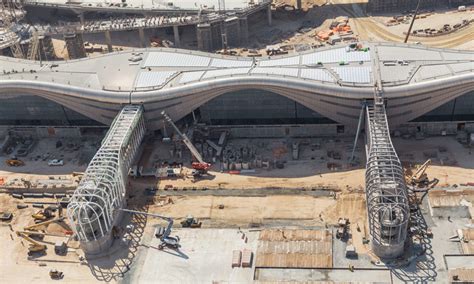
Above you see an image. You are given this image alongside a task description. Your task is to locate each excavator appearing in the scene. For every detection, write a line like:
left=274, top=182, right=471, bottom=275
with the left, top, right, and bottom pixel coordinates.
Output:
left=32, top=205, right=63, bottom=222
left=161, top=111, right=211, bottom=178
left=16, top=231, right=47, bottom=255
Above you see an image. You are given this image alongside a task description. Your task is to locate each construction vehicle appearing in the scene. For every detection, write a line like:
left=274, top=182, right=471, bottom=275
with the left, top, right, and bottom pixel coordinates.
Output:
left=5, top=158, right=24, bottom=167
left=121, top=209, right=180, bottom=250
left=409, top=159, right=431, bottom=186
left=32, top=206, right=56, bottom=221
left=336, top=218, right=349, bottom=239
left=49, top=269, right=64, bottom=280
left=180, top=215, right=202, bottom=228
left=24, top=216, right=66, bottom=232
left=16, top=231, right=47, bottom=255
left=161, top=111, right=211, bottom=178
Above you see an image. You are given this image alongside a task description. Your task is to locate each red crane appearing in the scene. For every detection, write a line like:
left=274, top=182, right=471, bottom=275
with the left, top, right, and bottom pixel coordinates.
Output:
left=161, top=111, right=211, bottom=177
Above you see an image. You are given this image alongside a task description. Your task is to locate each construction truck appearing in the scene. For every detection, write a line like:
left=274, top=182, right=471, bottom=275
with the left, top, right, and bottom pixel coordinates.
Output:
left=161, top=111, right=211, bottom=178
left=180, top=215, right=202, bottom=228
left=16, top=231, right=47, bottom=255
left=336, top=218, right=349, bottom=239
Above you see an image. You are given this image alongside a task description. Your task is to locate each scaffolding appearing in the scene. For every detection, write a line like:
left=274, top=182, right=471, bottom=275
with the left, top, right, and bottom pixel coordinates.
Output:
left=365, top=96, right=409, bottom=259
left=67, top=105, right=146, bottom=254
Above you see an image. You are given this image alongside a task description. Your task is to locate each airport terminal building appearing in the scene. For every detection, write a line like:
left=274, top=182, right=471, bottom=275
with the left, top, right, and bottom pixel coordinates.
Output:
left=0, top=42, right=473, bottom=136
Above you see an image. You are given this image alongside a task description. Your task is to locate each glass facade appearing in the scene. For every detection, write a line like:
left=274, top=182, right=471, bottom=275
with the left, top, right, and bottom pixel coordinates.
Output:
left=0, top=95, right=103, bottom=126
left=0, top=90, right=473, bottom=126
left=412, top=91, right=474, bottom=122
left=199, top=89, right=336, bottom=125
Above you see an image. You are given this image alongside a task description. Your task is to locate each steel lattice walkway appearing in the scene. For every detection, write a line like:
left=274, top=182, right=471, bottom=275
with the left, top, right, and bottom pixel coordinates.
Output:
left=67, top=105, right=146, bottom=254
left=365, top=96, right=409, bottom=259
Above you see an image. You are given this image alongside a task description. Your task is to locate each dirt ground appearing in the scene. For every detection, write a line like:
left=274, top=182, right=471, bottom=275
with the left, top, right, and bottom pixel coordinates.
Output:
left=48, top=0, right=473, bottom=59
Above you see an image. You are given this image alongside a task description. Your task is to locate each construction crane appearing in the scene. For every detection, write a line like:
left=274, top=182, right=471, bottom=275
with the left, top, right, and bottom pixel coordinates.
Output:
left=410, top=159, right=431, bottom=185
left=161, top=111, right=211, bottom=177
left=404, top=0, right=423, bottom=43
left=120, top=209, right=180, bottom=250
left=16, top=231, right=47, bottom=254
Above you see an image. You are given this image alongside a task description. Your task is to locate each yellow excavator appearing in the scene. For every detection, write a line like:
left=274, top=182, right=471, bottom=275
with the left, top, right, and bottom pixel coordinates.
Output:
left=16, top=231, right=47, bottom=255
left=31, top=206, right=60, bottom=221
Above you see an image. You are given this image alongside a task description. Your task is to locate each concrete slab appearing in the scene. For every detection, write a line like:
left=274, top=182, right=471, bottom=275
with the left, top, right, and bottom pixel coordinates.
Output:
left=127, top=228, right=258, bottom=283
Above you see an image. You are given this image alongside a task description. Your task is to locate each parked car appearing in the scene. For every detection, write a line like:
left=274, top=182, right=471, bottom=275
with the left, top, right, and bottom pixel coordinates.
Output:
left=48, top=159, right=64, bottom=166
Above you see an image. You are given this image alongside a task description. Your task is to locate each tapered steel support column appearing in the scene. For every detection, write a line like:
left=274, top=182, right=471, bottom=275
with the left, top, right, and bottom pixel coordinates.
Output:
left=104, top=30, right=113, bottom=52
left=138, top=28, right=146, bottom=48
left=267, top=5, right=272, bottom=26
left=173, top=25, right=180, bottom=47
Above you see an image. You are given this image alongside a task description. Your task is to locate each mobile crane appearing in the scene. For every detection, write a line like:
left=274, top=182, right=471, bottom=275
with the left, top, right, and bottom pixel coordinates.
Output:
left=120, top=209, right=180, bottom=250
left=161, top=111, right=211, bottom=178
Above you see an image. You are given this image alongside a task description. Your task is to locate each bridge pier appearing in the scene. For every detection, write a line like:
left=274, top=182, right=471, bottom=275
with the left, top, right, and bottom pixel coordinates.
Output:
left=104, top=30, right=113, bottom=52
left=267, top=5, right=272, bottom=26
left=239, top=16, right=249, bottom=46
left=173, top=25, right=180, bottom=48
left=138, top=28, right=146, bottom=48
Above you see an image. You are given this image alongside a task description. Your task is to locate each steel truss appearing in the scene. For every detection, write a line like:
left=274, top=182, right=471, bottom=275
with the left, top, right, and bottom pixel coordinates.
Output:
left=67, top=105, right=145, bottom=251
left=365, top=97, right=409, bottom=258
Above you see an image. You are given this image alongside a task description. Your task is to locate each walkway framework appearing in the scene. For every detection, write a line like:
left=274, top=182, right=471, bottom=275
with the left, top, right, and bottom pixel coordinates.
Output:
left=365, top=97, right=409, bottom=258
left=67, top=105, right=146, bottom=254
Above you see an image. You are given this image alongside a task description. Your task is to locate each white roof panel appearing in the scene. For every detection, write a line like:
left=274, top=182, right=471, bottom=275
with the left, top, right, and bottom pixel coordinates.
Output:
left=202, top=68, right=250, bottom=79
left=134, top=71, right=176, bottom=88
left=178, top=71, right=205, bottom=84
left=332, top=66, right=372, bottom=83
left=251, top=67, right=299, bottom=77
left=377, top=46, right=443, bottom=61
left=301, top=48, right=370, bottom=65
left=414, top=65, right=452, bottom=82
left=299, top=68, right=334, bottom=82
left=143, top=52, right=211, bottom=67
left=449, top=62, right=473, bottom=74
left=210, top=58, right=253, bottom=68
left=258, top=56, right=300, bottom=67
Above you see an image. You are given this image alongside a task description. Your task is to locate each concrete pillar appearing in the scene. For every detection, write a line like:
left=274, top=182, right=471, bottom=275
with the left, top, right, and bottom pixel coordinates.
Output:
left=79, top=13, right=85, bottom=25
left=267, top=5, right=272, bottom=26
left=173, top=25, right=180, bottom=48
left=138, top=28, right=146, bottom=48
left=239, top=16, right=248, bottom=46
left=196, top=23, right=212, bottom=51
left=224, top=17, right=240, bottom=48
left=211, top=22, right=223, bottom=50
left=104, top=30, right=113, bottom=52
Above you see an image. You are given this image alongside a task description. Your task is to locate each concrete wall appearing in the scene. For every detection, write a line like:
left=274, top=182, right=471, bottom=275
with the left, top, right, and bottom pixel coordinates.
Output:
left=209, top=124, right=353, bottom=138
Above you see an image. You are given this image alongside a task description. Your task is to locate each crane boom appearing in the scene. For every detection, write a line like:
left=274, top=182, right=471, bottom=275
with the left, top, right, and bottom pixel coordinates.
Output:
left=120, top=208, right=173, bottom=239
left=161, top=111, right=207, bottom=165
